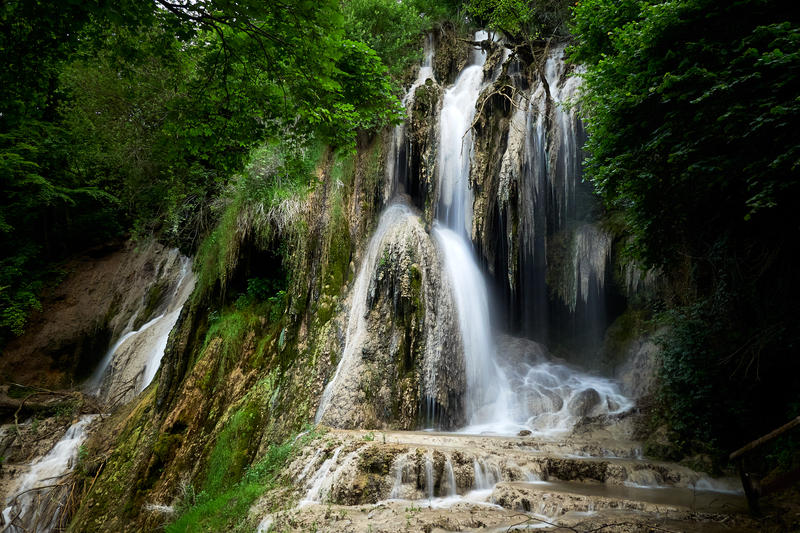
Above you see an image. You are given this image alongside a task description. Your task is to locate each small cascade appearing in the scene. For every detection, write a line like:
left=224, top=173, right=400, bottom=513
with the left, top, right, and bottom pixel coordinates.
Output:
left=300, top=446, right=343, bottom=506
left=389, top=455, right=407, bottom=499
left=424, top=452, right=435, bottom=500
left=472, top=459, right=500, bottom=491
left=315, top=204, right=415, bottom=424
left=139, top=257, right=195, bottom=389
left=2, top=416, right=96, bottom=533
left=473, top=459, right=489, bottom=490
left=87, top=254, right=195, bottom=402
left=297, top=449, right=324, bottom=482
left=2, top=250, right=196, bottom=531
left=386, top=33, right=436, bottom=200
left=443, top=455, right=458, bottom=497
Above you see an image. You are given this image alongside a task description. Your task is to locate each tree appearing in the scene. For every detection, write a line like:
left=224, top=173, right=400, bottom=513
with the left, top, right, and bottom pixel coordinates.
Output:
left=571, top=0, right=800, bottom=459
left=0, top=0, right=405, bottom=343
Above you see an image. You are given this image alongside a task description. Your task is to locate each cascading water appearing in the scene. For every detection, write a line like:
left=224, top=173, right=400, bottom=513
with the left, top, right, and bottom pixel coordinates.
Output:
left=515, top=44, right=614, bottom=348
left=316, top=32, right=630, bottom=437
left=87, top=254, right=195, bottom=402
left=386, top=33, right=436, bottom=201
left=433, top=227, right=513, bottom=430
left=2, top=416, right=96, bottom=532
left=2, top=250, right=196, bottom=531
left=432, top=36, right=629, bottom=435
left=436, top=31, right=487, bottom=236
left=315, top=204, right=415, bottom=424
left=432, top=31, right=516, bottom=431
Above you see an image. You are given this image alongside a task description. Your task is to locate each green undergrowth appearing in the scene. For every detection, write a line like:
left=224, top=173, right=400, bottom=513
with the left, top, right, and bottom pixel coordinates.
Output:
left=195, top=137, right=325, bottom=297
left=166, top=426, right=322, bottom=533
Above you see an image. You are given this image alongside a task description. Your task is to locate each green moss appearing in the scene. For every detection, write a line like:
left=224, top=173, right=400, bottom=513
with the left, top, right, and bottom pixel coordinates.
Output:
left=203, top=401, right=263, bottom=496
left=132, top=280, right=168, bottom=330
left=606, top=309, right=650, bottom=351
left=166, top=439, right=293, bottom=533
left=69, top=388, right=157, bottom=531
left=166, top=421, right=321, bottom=533
left=360, top=137, right=384, bottom=206
left=357, top=445, right=403, bottom=477
left=199, top=304, right=270, bottom=390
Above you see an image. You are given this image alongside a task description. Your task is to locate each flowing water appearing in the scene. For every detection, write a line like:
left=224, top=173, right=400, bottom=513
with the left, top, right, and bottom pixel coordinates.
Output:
left=2, top=251, right=196, bottom=530
left=256, top=36, right=748, bottom=532
left=386, top=33, right=436, bottom=200
left=315, top=204, right=416, bottom=424
left=436, top=31, right=487, bottom=236
left=431, top=35, right=628, bottom=435
left=516, top=44, right=613, bottom=345
left=87, top=254, right=195, bottom=402
left=433, top=31, right=516, bottom=432
left=1, top=416, right=96, bottom=532
left=316, top=34, right=633, bottom=436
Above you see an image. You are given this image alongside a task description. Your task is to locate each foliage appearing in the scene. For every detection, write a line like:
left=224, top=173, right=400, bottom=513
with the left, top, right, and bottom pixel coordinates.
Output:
left=571, top=0, right=800, bottom=268
left=571, top=0, right=800, bottom=459
left=166, top=437, right=293, bottom=532
left=465, top=0, right=573, bottom=41
left=0, top=0, right=404, bottom=344
left=314, top=40, right=405, bottom=148
left=341, top=0, right=429, bottom=78
left=569, top=0, right=642, bottom=63
left=194, top=136, right=321, bottom=296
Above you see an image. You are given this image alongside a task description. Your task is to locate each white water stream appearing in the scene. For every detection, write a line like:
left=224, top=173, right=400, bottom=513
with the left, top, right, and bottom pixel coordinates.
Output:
left=436, top=31, right=488, bottom=236
left=315, top=204, right=415, bottom=424
left=433, top=35, right=630, bottom=435
left=2, top=251, right=195, bottom=531
left=433, top=31, right=515, bottom=432
left=87, top=255, right=195, bottom=401
left=1, top=416, right=96, bottom=532
left=386, top=33, right=436, bottom=199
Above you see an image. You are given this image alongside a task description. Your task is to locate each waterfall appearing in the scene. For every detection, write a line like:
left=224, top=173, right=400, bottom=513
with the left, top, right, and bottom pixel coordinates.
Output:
left=317, top=33, right=631, bottom=437
left=2, top=416, right=96, bottom=532
left=386, top=33, right=436, bottom=201
left=436, top=31, right=487, bottom=236
left=433, top=227, right=512, bottom=428
left=433, top=31, right=516, bottom=430
left=315, top=204, right=415, bottom=424
left=431, top=37, right=629, bottom=434
left=86, top=254, right=195, bottom=402
left=517, top=44, right=612, bottom=343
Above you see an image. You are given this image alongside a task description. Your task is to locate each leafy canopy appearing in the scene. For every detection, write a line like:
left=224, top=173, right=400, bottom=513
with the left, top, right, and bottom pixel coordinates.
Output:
left=570, top=0, right=800, bottom=459
left=0, top=0, right=412, bottom=343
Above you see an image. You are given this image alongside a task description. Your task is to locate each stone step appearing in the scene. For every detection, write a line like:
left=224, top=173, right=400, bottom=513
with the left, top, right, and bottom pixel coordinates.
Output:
left=492, top=479, right=747, bottom=515
left=258, top=484, right=751, bottom=533
left=252, top=430, right=752, bottom=532
left=286, top=430, right=741, bottom=506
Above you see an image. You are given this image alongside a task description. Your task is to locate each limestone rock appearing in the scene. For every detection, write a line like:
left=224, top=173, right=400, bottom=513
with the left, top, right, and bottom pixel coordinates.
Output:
left=568, top=388, right=602, bottom=417
left=318, top=206, right=465, bottom=430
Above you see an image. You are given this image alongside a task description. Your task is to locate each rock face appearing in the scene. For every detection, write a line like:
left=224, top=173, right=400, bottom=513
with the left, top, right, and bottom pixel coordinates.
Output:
left=0, top=241, right=188, bottom=389
left=317, top=204, right=465, bottom=430
left=468, top=43, right=627, bottom=362
left=613, top=331, right=662, bottom=399
left=89, top=253, right=195, bottom=405
left=406, top=79, right=442, bottom=225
